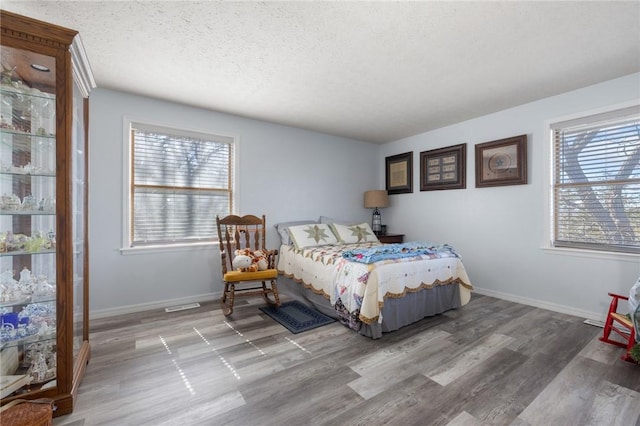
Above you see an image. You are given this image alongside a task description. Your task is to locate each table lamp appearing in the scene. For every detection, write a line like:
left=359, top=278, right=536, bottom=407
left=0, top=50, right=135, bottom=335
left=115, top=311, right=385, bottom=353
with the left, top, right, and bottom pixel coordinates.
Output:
left=364, top=190, right=389, bottom=235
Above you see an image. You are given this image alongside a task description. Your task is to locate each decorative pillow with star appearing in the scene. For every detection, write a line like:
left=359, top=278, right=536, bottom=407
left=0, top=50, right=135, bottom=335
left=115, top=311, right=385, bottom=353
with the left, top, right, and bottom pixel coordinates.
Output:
left=275, top=219, right=317, bottom=245
left=287, top=223, right=339, bottom=250
left=329, top=222, right=379, bottom=244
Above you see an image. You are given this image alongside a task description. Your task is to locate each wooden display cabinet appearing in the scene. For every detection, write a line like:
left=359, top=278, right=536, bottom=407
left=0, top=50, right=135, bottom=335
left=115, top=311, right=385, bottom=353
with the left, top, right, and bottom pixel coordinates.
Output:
left=0, top=11, right=94, bottom=416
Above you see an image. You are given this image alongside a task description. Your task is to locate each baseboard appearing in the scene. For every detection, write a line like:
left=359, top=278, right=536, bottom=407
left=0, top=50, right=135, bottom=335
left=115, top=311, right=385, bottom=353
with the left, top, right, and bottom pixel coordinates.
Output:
left=473, top=287, right=604, bottom=322
left=91, top=288, right=605, bottom=323
left=90, top=292, right=221, bottom=320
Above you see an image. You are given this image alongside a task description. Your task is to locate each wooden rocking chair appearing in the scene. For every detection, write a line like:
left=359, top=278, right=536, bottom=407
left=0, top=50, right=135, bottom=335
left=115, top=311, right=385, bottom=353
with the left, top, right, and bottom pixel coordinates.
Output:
left=216, top=214, right=281, bottom=316
left=599, top=292, right=637, bottom=362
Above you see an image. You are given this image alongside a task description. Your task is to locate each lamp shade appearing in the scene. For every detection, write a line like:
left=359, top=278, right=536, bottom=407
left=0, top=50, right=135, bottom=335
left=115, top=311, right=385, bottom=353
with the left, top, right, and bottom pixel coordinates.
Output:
left=364, top=190, right=389, bottom=208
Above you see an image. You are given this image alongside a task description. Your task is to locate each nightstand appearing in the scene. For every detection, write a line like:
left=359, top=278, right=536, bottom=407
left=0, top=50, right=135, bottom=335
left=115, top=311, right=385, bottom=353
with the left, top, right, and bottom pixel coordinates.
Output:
left=377, top=233, right=404, bottom=244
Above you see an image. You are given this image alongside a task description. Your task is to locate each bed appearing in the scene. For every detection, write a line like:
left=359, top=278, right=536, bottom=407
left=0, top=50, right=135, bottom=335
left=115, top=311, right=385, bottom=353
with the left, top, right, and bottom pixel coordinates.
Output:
left=275, top=220, right=473, bottom=338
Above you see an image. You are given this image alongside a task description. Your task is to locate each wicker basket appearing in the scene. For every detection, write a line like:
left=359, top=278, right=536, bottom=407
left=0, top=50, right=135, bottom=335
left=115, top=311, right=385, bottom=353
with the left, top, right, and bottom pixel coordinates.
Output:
left=0, top=398, right=53, bottom=426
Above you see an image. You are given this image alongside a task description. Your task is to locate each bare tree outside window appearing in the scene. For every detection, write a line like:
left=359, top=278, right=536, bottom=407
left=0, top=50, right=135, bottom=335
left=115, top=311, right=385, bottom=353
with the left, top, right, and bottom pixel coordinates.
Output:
left=553, top=108, right=640, bottom=254
left=130, top=124, right=233, bottom=247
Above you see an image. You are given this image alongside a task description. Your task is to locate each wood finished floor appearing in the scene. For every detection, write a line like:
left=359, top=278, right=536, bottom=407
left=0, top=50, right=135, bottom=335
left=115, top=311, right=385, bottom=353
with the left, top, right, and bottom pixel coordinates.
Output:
left=53, top=293, right=640, bottom=426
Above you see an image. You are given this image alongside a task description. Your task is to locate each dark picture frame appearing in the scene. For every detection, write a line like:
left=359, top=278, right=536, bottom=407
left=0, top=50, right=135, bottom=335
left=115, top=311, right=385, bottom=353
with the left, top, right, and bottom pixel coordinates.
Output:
left=420, top=143, right=466, bottom=191
left=385, top=151, right=413, bottom=194
left=475, top=135, right=528, bottom=188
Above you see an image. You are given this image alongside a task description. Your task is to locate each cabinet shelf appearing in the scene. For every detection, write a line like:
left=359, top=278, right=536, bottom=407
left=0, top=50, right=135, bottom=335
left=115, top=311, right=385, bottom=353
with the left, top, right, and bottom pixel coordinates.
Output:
left=0, top=171, right=56, bottom=178
left=0, top=294, right=56, bottom=309
left=0, top=330, right=56, bottom=350
left=0, top=85, right=56, bottom=101
left=0, top=210, right=55, bottom=215
left=0, top=128, right=55, bottom=139
left=0, top=249, right=55, bottom=257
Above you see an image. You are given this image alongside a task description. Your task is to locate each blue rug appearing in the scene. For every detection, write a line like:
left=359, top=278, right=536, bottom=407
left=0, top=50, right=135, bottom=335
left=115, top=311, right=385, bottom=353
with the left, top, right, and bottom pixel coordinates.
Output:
left=259, top=300, right=336, bottom=334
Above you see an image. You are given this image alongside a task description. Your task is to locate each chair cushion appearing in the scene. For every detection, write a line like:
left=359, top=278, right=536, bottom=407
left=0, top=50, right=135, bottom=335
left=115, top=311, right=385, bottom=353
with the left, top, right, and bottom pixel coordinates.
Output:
left=224, top=269, right=278, bottom=282
left=611, top=312, right=633, bottom=328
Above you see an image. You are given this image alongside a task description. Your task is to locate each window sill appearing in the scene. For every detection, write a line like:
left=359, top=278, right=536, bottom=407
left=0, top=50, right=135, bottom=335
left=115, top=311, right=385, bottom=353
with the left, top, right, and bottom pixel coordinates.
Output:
left=120, top=241, right=218, bottom=256
left=541, top=245, right=639, bottom=263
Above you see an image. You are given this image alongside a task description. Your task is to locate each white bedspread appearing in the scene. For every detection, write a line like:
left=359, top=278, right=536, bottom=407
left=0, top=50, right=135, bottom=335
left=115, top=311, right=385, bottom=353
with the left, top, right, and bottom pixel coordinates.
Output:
left=277, top=242, right=472, bottom=324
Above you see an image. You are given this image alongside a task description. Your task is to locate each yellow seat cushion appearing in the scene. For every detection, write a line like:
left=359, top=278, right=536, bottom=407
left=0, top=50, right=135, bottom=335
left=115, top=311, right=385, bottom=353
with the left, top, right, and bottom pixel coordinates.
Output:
left=224, top=269, right=278, bottom=282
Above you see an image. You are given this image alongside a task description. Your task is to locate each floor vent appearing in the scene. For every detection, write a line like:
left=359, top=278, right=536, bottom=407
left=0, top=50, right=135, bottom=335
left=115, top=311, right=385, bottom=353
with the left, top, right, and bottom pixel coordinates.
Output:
left=165, top=303, right=201, bottom=313
left=584, top=319, right=605, bottom=328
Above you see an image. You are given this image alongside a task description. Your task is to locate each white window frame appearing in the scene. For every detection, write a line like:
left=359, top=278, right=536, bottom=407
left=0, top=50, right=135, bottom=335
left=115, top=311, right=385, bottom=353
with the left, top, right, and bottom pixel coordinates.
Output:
left=543, top=101, right=640, bottom=260
left=121, top=117, right=238, bottom=254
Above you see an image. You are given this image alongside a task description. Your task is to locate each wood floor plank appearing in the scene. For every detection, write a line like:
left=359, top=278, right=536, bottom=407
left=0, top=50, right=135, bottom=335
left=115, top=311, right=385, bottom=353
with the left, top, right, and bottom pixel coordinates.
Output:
left=446, top=411, right=489, bottom=426
left=347, top=330, right=453, bottom=399
left=425, top=333, right=515, bottom=386
left=346, top=329, right=451, bottom=374
left=330, top=373, right=442, bottom=426
left=462, top=350, right=563, bottom=424
left=579, top=331, right=625, bottom=365
left=517, top=356, right=614, bottom=425
left=210, top=362, right=362, bottom=425
left=154, top=391, right=246, bottom=426
left=584, top=380, right=640, bottom=426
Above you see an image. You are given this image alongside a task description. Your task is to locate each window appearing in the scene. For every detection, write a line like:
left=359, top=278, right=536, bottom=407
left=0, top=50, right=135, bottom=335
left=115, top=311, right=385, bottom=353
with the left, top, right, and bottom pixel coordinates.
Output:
left=551, top=105, right=640, bottom=254
left=128, top=122, right=234, bottom=247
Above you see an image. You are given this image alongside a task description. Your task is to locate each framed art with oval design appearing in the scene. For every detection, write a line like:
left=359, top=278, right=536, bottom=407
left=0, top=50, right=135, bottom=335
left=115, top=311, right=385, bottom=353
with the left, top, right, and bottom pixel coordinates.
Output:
left=475, top=135, right=527, bottom=188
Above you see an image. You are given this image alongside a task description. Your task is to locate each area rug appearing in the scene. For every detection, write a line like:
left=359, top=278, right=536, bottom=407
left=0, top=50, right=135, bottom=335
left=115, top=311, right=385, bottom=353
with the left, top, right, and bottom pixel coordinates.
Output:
left=259, top=300, right=336, bottom=334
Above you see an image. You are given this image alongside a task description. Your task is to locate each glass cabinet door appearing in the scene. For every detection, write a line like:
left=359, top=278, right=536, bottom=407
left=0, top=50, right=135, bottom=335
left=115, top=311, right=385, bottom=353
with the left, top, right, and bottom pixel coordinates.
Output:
left=71, top=81, right=86, bottom=365
left=0, top=45, right=58, bottom=396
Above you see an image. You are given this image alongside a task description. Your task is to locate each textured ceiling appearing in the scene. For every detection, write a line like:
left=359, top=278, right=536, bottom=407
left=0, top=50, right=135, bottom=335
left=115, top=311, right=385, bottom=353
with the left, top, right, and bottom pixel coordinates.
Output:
left=2, top=1, right=639, bottom=144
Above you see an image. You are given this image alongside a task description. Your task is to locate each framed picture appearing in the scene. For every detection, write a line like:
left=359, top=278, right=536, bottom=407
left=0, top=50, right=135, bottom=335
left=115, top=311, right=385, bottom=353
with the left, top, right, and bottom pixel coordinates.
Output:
left=475, top=135, right=527, bottom=188
left=420, top=143, right=466, bottom=191
left=385, top=152, right=413, bottom=194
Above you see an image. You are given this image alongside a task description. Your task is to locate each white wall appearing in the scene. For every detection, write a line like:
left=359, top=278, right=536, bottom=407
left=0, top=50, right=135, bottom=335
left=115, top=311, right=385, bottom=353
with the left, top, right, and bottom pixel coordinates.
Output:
left=88, top=88, right=377, bottom=317
left=381, top=73, right=640, bottom=321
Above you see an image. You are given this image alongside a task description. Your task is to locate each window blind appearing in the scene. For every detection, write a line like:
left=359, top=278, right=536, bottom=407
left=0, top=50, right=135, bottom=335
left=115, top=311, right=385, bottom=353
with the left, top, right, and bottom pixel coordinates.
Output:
left=552, top=106, right=640, bottom=253
left=131, top=124, right=233, bottom=246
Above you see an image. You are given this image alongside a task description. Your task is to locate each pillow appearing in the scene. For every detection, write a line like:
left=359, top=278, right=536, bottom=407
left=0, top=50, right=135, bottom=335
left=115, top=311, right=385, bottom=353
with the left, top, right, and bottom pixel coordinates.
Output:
left=274, top=220, right=317, bottom=246
left=329, top=222, right=379, bottom=244
left=287, top=223, right=339, bottom=250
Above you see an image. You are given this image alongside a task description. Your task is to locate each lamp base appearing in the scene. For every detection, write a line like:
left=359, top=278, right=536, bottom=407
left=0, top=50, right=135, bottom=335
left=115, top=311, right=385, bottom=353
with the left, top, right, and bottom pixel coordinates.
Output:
left=372, top=207, right=381, bottom=234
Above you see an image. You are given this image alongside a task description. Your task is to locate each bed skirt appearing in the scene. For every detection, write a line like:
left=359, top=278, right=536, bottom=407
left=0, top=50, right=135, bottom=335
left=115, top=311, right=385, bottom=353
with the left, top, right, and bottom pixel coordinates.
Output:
left=277, top=275, right=461, bottom=339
